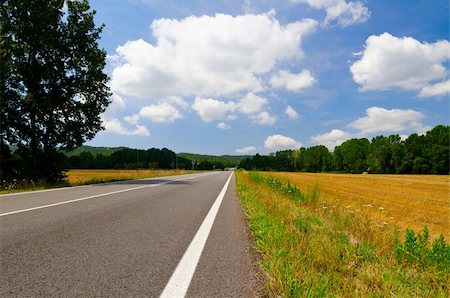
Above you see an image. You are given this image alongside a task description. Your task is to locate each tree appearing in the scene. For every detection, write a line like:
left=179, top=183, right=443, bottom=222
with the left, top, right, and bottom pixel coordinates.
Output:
left=1, top=0, right=110, bottom=182
left=303, top=145, right=331, bottom=172
left=333, top=138, right=370, bottom=173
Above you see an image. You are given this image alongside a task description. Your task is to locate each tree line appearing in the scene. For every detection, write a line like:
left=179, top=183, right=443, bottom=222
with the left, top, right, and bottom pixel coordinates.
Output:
left=238, top=125, right=449, bottom=174
left=1, top=146, right=233, bottom=182
left=68, top=147, right=230, bottom=170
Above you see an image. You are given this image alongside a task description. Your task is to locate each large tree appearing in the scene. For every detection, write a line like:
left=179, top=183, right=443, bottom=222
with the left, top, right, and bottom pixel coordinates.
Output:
left=1, top=0, right=110, bottom=181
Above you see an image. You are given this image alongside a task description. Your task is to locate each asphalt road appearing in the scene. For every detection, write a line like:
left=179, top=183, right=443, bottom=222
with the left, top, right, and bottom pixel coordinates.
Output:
left=0, top=172, right=262, bottom=297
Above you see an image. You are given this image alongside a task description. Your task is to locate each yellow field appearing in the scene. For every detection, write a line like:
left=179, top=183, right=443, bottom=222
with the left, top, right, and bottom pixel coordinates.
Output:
left=269, top=172, right=450, bottom=239
left=66, top=169, right=195, bottom=185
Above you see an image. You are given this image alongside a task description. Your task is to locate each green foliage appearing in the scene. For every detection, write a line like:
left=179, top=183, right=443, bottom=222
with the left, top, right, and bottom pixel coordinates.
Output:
left=1, top=0, right=110, bottom=182
left=177, top=152, right=246, bottom=168
left=248, top=172, right=319, bottom=203
left=66, top=145, right=127, bottom=157
left=394, top=226, right=450, bottom=271
left=238, top=125, right=449, bottom=174
left=238, top=172, right=449, bottom=296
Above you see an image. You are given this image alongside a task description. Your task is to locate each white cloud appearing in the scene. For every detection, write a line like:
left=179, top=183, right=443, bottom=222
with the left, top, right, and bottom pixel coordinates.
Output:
left=110, top=12, right=317, bottom=99
left=238, top=92, right=268, bottom=114
left=264, top=134, right=301, bottom=151
left=235, top=146, right=257, bottom=154
left=418, top=79, right=450, bottom=97
left=139, top=102, right=183, bottom=123
left=217, top=122, right=231, bottom=129
left=103, top=94, right=125, bottom=118
left=290, top=0, right=370, bottom=27
left=350, top=33, right=450, bottom=97
left=348, top=107, right=429, bottom=134
left=285, top=105, right=300, bottom=119
left=250, top=111, right=277, bottom=125
left=103, top=118, right=150, bottom=136
left=311, top=129, right=352, bottom=150
left=124, top=114, right=140, bottom=124
left=192, top=98, right=236, bottom=122
left=270, top=69, right=316, bottom=91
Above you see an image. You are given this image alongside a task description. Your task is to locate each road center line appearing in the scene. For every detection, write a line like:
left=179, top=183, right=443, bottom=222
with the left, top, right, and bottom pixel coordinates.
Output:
left=0, top=174, right=208, bottom=217
left=159, top=172, right=234, bottom=298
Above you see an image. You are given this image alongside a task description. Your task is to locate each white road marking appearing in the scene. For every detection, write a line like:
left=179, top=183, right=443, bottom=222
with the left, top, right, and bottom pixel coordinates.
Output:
left=0, top=174, right=214, bottom=217
left=159, top=172, right=233, bottom=298
left=0, top=172, right=215, bottom=198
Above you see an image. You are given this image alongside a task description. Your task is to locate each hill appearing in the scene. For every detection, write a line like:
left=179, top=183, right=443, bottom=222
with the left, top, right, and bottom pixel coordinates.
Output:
left=66, top=145, right=128, bottom=156
left=177, top=152, right=249, bottom=167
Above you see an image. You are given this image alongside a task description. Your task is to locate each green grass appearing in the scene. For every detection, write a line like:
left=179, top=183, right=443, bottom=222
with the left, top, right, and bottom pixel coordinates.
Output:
left=236, top=170, right=449, bottom=297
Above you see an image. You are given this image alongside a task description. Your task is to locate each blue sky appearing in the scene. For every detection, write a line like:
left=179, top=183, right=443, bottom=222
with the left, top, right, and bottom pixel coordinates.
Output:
left=86, top=0, right=449, bottom=155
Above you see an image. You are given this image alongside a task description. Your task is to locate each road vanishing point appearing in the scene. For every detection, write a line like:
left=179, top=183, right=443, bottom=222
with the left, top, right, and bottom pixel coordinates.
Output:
left=0, top=172, right=262, bottom=297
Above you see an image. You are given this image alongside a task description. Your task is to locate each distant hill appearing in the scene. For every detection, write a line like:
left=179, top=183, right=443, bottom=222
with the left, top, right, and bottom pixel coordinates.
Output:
left=65, top=146, right=249, bottom=167
left=177, top=152, right=249, bottom=167
left=66, top=145, right=128, bottom=157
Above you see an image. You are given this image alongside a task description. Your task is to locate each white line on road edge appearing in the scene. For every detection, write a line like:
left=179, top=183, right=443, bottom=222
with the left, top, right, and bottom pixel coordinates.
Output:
left=0, top=172, right=216, bottom=198
left=159, top=172, right=234, bottom=298
left=0, top=174, right=210, bottom=217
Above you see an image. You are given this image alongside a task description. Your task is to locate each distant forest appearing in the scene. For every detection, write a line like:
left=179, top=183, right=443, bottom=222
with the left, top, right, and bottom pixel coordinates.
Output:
left=2, top=125, right=448, bottom=181
left=238, top=125, right=449, bottom=174
left=1, top=146, right=244, bottom=181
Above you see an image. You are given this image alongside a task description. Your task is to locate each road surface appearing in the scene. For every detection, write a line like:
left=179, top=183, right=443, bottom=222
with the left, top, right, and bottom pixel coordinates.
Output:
left=0, top=172, right=262, bottom=297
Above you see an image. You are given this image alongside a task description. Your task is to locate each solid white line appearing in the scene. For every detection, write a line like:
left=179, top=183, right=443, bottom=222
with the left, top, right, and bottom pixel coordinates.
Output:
left=159, top=172, right=233, bottom=298
left=0, top=174, right=209, bottom=217
left=0, top=172, right=214, bottom=198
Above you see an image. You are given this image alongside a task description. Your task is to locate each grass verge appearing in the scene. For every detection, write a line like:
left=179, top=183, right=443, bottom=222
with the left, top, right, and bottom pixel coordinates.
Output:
left=236, top=170, right=449, bottom=297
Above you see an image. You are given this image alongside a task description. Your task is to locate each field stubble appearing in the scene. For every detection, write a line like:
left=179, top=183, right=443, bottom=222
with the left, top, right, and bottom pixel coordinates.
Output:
left=66, top=169, right=195, bottom=185
left=270, top=172, right=449, bottom=240
left=236, top=171, right=449, bottom=297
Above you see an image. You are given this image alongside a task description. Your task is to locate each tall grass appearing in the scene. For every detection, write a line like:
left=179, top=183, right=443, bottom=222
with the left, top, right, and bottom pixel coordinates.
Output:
left=236, top=170, right=449, bottom=297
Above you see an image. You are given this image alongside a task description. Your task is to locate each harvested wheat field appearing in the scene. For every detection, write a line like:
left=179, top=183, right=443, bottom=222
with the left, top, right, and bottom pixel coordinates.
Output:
left=66, top=169, right=194, bottom=185
left=270, top=172, right=450, bottom=239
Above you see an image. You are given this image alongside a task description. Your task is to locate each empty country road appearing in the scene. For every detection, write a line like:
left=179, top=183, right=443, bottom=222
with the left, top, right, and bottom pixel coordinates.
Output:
left=0, top=172, right=262, bottom=297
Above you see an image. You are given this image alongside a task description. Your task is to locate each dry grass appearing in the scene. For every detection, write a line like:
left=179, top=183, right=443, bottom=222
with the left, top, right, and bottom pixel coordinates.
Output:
left=66, top=169, right=195, bottom=185
left=236, top=171, right=449, bottom=296
left=269, top=172, right=450, bottom=240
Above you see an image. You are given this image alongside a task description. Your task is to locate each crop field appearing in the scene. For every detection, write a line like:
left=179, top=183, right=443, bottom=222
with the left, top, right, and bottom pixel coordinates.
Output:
left=269, top=172, right=450, bottom=239
left=236, top=171, right=449, bottom=296
left=66, top=169, right=195, bottom=185
left=0, top=169, right=196, bottom=194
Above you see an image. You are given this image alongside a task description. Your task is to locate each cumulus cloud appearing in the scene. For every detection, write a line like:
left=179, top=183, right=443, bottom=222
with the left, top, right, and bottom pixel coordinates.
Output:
left=285, top=105, right=300, bottom=119
left=124, top=114, right=140, bottom=124
left=139, top=103, right=183, bottom=123
left=110, top=12, right=317, bottom=100
left=311, top=129, right=352, bottom=150
left=418, top=80, right=450, bottom=97
left=250, top=111, right=277, bottom=125
left=290, top=0, right=370, bottom=27
left=235, top=146, right=257, bottom=154
left=192, top=98, right=237, bottom=122
left=348, top=106, right=429, bottom=134
left=103, top=118, right=150, bottom=136
left=270, top=69, right=316, bottom=91
left=102, top=94, right=125, bottom=118
left=192, top=94, right=276, bottom=126
left=238, top=92, right=268, bottom=114
left=264, top=134, right=301, bottom=151
left=217, top=122, right=231, bottom=129
left=350, top=33, right=450, bottom=97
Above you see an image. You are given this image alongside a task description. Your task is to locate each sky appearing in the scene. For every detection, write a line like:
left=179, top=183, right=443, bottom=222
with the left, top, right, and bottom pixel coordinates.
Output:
left=86, top=0, right=450, bottom=155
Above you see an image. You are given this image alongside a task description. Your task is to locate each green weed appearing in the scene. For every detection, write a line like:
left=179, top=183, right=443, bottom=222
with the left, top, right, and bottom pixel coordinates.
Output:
left=237, top=171, right=449, bottom=297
